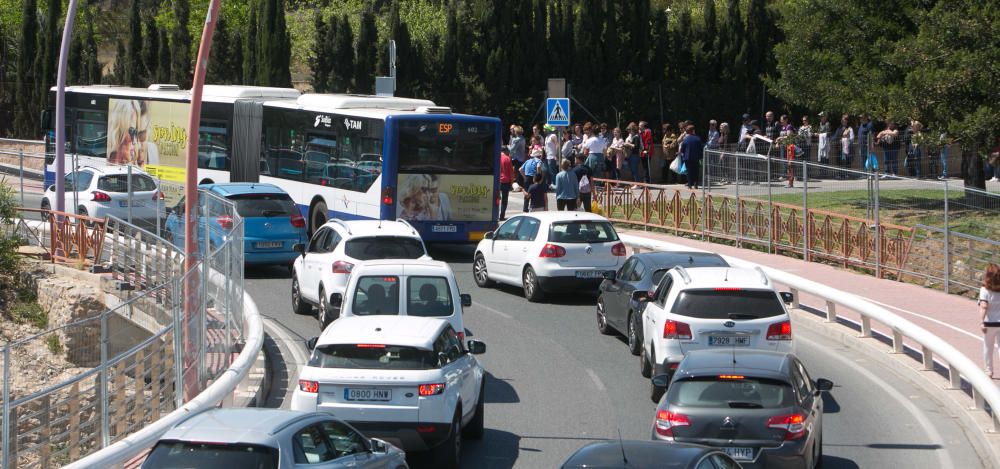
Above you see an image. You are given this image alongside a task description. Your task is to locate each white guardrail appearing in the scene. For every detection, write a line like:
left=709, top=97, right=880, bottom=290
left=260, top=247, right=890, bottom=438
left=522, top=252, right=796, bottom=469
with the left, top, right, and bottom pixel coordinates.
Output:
left=62, top=267, right=264, bottom=469
left=620, top=233, right=1000, bottom=433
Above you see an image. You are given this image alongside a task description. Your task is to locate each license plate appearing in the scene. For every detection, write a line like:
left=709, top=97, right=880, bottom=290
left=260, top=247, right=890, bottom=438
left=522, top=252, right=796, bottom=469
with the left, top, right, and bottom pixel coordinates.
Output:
left=575, top=270, right=605, bottom=279
left=255, top=241, right=283, bottom=249
left=118, top=200, right=144, bottom=207
left=432, top=225, right=457, bottom=233
left=724, top=447, right=753, bottom=461
left=345, top=388, right=391, bottom=402
left=709, top=336, right=751, bottom=346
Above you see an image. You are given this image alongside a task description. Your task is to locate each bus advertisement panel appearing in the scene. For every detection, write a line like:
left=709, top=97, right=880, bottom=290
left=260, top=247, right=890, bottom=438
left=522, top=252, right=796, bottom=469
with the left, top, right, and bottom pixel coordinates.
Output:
left=106, top=98, right=192, bottom=202
left=396, top=173, right=493, bottom=222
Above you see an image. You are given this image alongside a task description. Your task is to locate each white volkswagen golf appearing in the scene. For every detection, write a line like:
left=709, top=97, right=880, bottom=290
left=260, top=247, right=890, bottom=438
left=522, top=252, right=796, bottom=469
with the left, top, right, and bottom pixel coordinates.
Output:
left=472, top=211, right=626, bottom=302
left=291, top=316, right=487, bottom=469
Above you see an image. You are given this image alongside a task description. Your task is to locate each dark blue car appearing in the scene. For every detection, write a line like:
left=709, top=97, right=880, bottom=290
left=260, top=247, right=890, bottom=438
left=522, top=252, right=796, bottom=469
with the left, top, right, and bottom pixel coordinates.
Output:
left=164, top=183, right=306, bottom=266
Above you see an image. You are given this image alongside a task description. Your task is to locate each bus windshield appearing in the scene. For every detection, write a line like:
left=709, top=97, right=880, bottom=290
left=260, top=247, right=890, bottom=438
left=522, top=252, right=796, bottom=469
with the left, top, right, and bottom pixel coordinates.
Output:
left=397, top=121, right=495, bottom=174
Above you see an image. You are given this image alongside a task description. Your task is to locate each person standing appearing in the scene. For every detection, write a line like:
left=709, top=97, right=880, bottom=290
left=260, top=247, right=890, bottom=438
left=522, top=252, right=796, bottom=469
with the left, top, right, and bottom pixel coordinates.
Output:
left=798, top=116, right=813, bottom=161
left=817, top=113, right=831, bottom=164
left=524, top=173, right=548, bottom=212
left=905, top=120, right=924, bottom=178
left=738, top=113, right=752, bottom=143
left=544, top=125, right=560, bottom=188
left=661, top=123, right=679, bottom=184
left=639, top=121, right=654, bottom=183
left=609, top=127, right=626, bottom=181
left=876, top=120, right=901, bottom=179
left=499, top=147, right=515, bottom=220
left=623, top=123, right=641, bottom=186
left=980, top=263, right=1000, bottom=378
left=678, top=124, right=704, bottom=190
left=856, top=113, right=875, bottom=167
left=573, top=154, right=593, bottom=212
left=561, top=129, right=576, bottom=163
left=520, top=147, right=544, bottom=212
left=581, top=123, right=607, bottom=180
left=706, top=120, right=721, bottom=150
left=555, top=159, right=579, bottom=211
left=509, top=125, right=526, bottom=187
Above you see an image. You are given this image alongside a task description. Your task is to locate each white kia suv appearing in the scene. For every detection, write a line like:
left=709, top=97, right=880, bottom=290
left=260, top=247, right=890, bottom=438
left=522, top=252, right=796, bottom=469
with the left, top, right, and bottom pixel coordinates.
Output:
left=291, top=316, right=487, bottom=469
left=640, top=266, right=795, bottom=402
left=472, top=211, right=626, bottom=302
left=291, top=219, right=429, bottom=329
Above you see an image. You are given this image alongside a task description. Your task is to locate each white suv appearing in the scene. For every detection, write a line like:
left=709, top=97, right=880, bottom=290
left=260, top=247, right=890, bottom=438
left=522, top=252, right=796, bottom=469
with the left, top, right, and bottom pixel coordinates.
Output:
left=291, top=219, right=429, bottom=329
left=339, top=259, right=470, bottom=342
left=640, top=266, right=795, bottom=402
left=291, top=315, right=487, bottom=469
left=41, top=165, right=164, bottom=227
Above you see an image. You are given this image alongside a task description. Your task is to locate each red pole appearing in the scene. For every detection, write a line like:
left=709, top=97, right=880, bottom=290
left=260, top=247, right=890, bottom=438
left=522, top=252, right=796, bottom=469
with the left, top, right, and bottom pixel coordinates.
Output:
left=183, top=0, right=222, bottom=402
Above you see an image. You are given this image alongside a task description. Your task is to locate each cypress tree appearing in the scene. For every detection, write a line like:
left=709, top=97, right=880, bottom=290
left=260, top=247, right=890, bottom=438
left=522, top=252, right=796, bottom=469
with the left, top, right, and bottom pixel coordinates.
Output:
left=14, top=0, right=39, bottom=137
left=332, top=15, right=354, bottom=92
left=171, top=0, right=191, bottom=88
left=142, top=15, right=159, bottom=84
left=156, top=27, right=170, bottom=83
left=113, top=41, right=127, bottom=85
left=309, top=10, right=333, bottom=92
left=85, top=20, right=102, bottom=84
left=440, top=8, right=458, bottom=91
left=395, top=21, right=414, bottom=96
left=258, top=0, right=292, bottom=87
left=208, top=16, right=237, bottom=85
left=719, top=0, right=743, bottom=80
left=125, top=0, right=143, bottom=87
left=243, top=1, right=258, bottom=85
left=68, top=30, right=83, bottom=84
left=376, top=1, right=401, bottom=77
left=744, top=0, right=768, bottom=112
left=38, top=0, right=61, bottom=117
left=532, top=0, right=547, bottom=80
left=702, top=0, right=718, bottom=75
left=354, top=9, right=377, bottom=94
left=229, top=30, right=244, bottom=85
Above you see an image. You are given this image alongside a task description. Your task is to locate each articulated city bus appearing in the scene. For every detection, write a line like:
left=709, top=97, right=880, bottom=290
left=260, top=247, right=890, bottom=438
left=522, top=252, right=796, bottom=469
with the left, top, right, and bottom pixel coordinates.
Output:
left=44, top=85, right=501, bottom=242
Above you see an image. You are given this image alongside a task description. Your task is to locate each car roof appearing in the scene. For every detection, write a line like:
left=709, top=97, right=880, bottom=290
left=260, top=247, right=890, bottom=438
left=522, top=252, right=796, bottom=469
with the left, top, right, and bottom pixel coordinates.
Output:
left=633, top=251, right=729, bottom=269
left=675, top=349, right=794, bottom=382
left=80, top=165, right=153, bottom=177
left=512, top=211, right=611, bottom=223
left=351, top=259, right=450, bottom=273
left=199, top=182, right=287, bottom=197
left=318, top=316, right=448, bottom=349
left=561, top=440, right=716, bottom=468
left=672, top=266, right=772, bottom=290
left=325, top=219, right=421, bottom=237
left=159, top=408, right=324, bottom=445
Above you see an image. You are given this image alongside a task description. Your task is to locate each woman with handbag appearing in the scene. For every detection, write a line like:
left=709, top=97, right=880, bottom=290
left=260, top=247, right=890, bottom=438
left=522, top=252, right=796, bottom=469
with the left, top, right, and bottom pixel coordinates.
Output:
left=661, top=123, right=679, bottom=184
left=876, top=120, right=901, bottom=179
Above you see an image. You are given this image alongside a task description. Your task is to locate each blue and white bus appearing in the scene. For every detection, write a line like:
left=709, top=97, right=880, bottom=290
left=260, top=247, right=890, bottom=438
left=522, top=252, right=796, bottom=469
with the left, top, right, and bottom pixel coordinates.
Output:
left=44, top=85, right=501, bottom=242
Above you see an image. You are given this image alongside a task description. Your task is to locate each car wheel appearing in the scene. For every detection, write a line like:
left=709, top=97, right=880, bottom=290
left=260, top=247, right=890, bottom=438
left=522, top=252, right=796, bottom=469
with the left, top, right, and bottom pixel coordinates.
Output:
left=291, top=275, right=312, bottom=315
left=627, top=311, right=642, bottom=356
left=40, top=199, right=51, bottom=221
left=463, top=380, right=485, bottom=440
left=78, top=206, right=93, bottom=227
left=318, top=287, right=333, bottom=331
left=310, top=201, right=328, bottom=237
left=522, top=266, right=543, bottom=302
left=473, top=253, right=493, bottom=288
left=433, top=410, right=462, bottom=469
left=640, top=346, right=652, bottom=378
left=596, top=296, right=612, bottom=335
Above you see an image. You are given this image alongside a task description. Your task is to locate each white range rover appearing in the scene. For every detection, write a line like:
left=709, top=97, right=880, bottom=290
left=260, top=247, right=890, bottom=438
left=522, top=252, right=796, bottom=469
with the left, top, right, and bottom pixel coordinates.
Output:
left=291, top=315, right=487, bottom=469
left=640, top=266, right=795, bottom=402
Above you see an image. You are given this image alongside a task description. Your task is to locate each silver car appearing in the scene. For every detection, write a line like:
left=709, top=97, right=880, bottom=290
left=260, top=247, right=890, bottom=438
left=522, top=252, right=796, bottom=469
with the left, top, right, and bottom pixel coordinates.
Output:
left=141, top=408, right=409, bottom=469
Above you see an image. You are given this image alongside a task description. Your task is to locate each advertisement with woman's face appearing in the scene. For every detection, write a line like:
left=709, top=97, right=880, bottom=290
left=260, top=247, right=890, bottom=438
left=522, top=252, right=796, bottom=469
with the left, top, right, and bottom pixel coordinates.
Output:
left=106, top=98, right=190, bottom=178
left=396, top=173, right=492, bottom=222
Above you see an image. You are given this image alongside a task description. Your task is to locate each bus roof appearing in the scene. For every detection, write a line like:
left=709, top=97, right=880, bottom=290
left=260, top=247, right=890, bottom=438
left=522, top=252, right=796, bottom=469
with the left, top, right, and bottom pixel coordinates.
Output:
left=50, top=84, right=301, bottom=103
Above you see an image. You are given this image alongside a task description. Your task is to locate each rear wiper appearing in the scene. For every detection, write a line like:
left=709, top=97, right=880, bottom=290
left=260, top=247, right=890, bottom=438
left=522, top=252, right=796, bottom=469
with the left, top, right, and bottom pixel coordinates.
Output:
left=727, top=313, right=759, bottom=320
left=261, top=209, right=284, bottom=217
left=727, top=401, right=763, bottom=409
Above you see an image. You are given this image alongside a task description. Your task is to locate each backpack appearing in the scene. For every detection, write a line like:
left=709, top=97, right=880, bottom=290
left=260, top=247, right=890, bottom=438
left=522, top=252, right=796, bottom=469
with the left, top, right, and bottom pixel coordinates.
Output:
left=578, top=174, right=591, bottom=193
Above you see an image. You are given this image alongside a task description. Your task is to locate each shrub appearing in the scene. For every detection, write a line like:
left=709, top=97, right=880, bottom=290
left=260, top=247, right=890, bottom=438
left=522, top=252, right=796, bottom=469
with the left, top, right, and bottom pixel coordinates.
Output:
left=46, top=335, right=63, bottom=355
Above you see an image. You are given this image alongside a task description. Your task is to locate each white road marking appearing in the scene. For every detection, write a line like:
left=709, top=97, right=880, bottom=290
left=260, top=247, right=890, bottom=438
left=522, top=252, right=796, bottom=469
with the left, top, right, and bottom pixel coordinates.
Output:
left=799, top=334, right=953, bottom=469
left=585, top=368, right=607, bottom=392
left=860, top=298, right=982, bottom=342
left=473, top=300, right=513, bottom=320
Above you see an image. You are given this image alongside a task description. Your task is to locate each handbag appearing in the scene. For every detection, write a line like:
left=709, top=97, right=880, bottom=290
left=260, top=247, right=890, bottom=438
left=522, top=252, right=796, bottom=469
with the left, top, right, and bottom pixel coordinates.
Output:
left=578, top=175, right=591, bottom=193
left=669, top=157, right=682, bottom=174
left=678, top=161, right=688, bottom=175
left=865, top=151, right=879, bottom=171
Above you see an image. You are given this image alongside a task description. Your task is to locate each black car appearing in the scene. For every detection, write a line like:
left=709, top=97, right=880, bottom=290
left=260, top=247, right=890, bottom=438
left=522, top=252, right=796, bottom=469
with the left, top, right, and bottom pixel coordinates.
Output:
left=597, top=251, right=729, bottom=355
left=561, top=440, right=742, bottom=469
left=651, top=350, right=833, bottom=469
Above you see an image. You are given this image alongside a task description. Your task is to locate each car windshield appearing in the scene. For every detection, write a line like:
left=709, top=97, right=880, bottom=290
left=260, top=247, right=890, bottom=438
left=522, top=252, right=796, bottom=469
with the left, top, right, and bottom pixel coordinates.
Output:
left=351, top=276, right=400, bottom=315
left=671, top=289, right=785, bottom=319
left=406, top=276, right=453, bottom=317
left=142, top=441, right=278, bottom=469
left=668, top=376, right=794, bottom=409
left=344, top=237, right=426, bottom=260
left=548, top=221, right=619, bottom=244
left=97, top=174, right=157, bottom=192
left=229, top=193, right=299, bottom=218
left=309, top=344, right=437, bottom=370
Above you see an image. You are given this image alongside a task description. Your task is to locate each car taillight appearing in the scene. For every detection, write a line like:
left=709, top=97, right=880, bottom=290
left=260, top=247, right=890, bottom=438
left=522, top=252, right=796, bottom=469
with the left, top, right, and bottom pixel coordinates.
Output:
left=298, top=380, right=319, bottom=393
left=216, top=215, right=233, bottom=230
left=663, top=320, right=692, bottom=340
left=539, top=243, right=566, bottom=258
left=611, top=242, right=627, bottom=256
left=382, top=187, right=393, bottom=205
left=458, top=331, right=465, bottom=342
left=290, top=213, right=306, bottom=228
left=92, top=191, right=111, bottom=202
left=418, top=383, right=445, bottom=396
left=767, top=413, right=806, bottom=440
left=152, top=190, right=164, bottom=201
left=332, top=260, right=354, bottom=274
left=654, top=410, right=690, bottom=437
left=766, top=320, right=792, bottom=340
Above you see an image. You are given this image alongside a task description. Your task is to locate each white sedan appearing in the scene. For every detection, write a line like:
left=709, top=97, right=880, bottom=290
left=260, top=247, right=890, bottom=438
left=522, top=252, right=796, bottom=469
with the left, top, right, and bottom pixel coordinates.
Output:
left=472, top=211, right=626, bottom=302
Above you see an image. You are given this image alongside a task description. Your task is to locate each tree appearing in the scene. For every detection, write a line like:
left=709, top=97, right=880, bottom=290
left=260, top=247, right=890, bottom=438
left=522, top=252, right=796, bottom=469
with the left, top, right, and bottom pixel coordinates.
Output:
left=376, top=1, right=400, bottom=77
left=14, top=0, right=39, bottom=137
left=171, top=0, right=191, bottom=88
left=354, top=8, right=377, bottom=94
left=207, top=16, right=239, bottom=85
left=68, top=30, right=83, bottom=84
left=37, top=0, right=61, bottom=117
left=243, top=0, right=258, bottom=85
left=113, top=41, right=127, bottom=85
left=256, top=0, right=292, bottom=87
left=142, top=14, right=159, bottom=84
left=84, top=18, right=101, bottom=84
left=124, top=0, right=142, bottom=87
left=331, top=15, right=354, bottom=92
left=440, top=7, right=458, bottom=92
left=156, top=26, right=170, bottom=83
left=700, top=0, right=717, bottom=75
left=309, top=10, right=333, bottom=92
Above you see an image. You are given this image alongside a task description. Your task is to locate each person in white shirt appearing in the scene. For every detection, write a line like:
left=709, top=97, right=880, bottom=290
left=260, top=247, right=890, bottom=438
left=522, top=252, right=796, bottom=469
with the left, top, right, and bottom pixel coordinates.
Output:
left=544, top=125, right=560, bottom=188
left=981, top=263, right=1000, bottom=377
left=580, top=123, right=608, bottom=178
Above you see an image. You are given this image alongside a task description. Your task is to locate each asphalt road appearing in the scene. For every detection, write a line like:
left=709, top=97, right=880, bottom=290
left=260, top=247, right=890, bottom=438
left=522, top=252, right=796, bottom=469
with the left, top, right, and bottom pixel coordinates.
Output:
left=246, top=243, right=986, bottom=469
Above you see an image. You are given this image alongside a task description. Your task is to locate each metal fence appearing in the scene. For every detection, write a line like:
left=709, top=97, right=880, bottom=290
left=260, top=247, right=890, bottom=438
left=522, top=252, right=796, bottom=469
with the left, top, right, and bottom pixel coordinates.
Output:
left=596, top=146, right=1000, bottom=297
left=0, top=189, right=245, bottom=468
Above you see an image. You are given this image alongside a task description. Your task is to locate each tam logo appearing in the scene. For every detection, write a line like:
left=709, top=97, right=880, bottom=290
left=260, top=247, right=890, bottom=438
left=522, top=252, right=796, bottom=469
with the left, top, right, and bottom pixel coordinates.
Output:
left=344, top=118, right=363, bottom=131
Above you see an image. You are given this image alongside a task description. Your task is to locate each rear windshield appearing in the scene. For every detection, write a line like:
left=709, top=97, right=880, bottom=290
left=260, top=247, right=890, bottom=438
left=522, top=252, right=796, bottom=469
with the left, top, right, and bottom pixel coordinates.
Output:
left=229, top=193, right=298, bottom=217
left=668, top=376, right=794, bottom=409
left=143, top=441, right=278, bottom=469
left=671, top=289, right=785, bottom=319
left=309, top=344, right=436, bottom=370
left=351, top=276, right=400, bottom=315
left=407, top=276, right=454, bottom=317
left=345, top=237, right=426, bottom=260
left=548, top=221, right=619, bottom=243
left=97, top=174, right=157, bottom=192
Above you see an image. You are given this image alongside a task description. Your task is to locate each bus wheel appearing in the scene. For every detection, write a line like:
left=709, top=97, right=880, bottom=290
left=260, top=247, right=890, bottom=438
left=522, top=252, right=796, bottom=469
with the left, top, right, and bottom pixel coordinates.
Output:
left=310, top=201, right=328, bottom=235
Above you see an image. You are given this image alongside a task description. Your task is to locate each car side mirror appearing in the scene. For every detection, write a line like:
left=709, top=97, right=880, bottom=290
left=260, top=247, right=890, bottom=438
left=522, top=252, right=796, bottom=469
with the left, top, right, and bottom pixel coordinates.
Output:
left=651, top=373, right=671, bottom=389
left=460, top=293, right=472, bottom=308
left=293, top=243, right=305, bottom=255
left=780, top=291, right=795, bottom=305
left=648, top=288, right=659, bottom=301
left=369, top=438, right=387, bottom=453
left=306, top=337, right=318, bottom=351
left=483, top=231, right=494, bottom=240
left=602, top=270, right=617, bottom=281
left=467, top=340, right=486, bottom=355
left=815, top=378, right=833, bottom=392
left=46, top=185, right=54, bottom=192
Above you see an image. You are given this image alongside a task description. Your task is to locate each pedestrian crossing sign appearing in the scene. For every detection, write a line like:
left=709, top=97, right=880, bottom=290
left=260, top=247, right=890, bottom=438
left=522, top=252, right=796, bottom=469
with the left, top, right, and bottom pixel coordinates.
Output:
left=546, top=98, right=570, bottom=127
